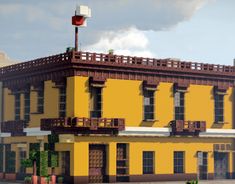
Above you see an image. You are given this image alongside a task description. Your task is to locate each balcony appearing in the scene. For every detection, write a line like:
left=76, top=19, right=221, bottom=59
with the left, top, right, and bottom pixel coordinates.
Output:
left=170, top=120, right=206, bottom=136
left=1, top=120, right=26, bottom=136
left=41, top=117, right=125, bottom=135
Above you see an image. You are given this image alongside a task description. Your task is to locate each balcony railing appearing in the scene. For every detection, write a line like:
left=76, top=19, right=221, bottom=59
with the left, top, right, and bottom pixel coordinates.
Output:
left=170, top=120, right=206, bottom=136
left=0, top=51, right=235, bottom=78
left=1, top=120, right=26, bottom=136
left=41, top=117, right=125, bottom=134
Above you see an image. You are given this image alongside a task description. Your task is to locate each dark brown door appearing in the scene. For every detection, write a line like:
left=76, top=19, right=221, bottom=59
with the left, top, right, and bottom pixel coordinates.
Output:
left=214, top=152, right=228, bottom=179
left=89, top=144, right=107, bottom=183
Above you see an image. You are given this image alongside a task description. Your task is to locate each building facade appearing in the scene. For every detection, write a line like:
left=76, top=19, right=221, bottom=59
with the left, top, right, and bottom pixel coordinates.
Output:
left=0, top=51, right=235, bottom=183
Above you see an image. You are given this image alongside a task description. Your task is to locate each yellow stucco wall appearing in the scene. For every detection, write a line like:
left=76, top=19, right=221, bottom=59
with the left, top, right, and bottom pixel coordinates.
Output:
left=3, top=88, right=14, bottom=121
left=66, top=136, right=233, bottom=177
left=74, top=76, right=89, bottom=117
left=186, top=85, right=233, bottom=129
left=103, top=79, right=142, bottom=126
left=2, top=76, right=233, bottom=129
left=29, top=80, right=59, bottom=127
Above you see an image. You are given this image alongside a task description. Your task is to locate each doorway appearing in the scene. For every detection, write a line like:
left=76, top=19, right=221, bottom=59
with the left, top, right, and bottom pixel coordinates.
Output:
left=89, top=144, right=107, bottom=183
left=214, top=152, right=228, bottom=179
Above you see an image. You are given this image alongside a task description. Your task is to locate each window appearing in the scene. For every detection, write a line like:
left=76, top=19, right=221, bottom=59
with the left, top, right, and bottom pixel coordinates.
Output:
left=214, top=93, right=224, bottom=122
left=24, top=92, right=30, bottom=121
left=37, top=83, right=44, bottom=113
left=90, top=87, right=102, bottom=118
left=5, top=145, right=16, bottom=173
left=143, top=151, right=154, bottom=174
left=174, top=91, right=184, bottom=120
left=61, top=151, right=70, bottom=175
left=59, top=86, right=66, bottom=117
left=19, top=149, right=26, bottom=173
left=143, top=90, right=154, bottom=120
left=198, top=152, right=208, bottom=180
left=174, top=151, right=184, bottom=173
left=15, top=93, right=20, bottom=120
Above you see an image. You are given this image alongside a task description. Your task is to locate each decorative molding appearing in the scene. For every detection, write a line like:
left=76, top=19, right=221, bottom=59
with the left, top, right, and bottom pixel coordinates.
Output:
left=0, top=51, right=235, bottom=90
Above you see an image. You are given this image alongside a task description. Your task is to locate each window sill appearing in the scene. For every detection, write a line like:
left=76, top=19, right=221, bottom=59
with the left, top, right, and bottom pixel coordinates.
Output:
left=31, top=112, right=44, bottom=115
left=143, top=173, right=155, bottom=175
left=214, top=121, right=228, bottom=124
left=142, top=119, right=158, bottom=122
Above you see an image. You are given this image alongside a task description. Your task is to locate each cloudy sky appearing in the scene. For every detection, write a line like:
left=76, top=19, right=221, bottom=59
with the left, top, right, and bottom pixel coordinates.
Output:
left=0, top=0, right=235, bottom=65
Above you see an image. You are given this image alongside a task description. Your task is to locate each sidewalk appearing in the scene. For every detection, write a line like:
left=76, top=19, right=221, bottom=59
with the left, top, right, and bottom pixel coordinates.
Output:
left=114, top=180, right=235, bottom=184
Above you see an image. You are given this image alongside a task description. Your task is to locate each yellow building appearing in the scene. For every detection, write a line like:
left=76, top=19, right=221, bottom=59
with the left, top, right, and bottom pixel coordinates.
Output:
left=0, top=51, right=235, bottom=183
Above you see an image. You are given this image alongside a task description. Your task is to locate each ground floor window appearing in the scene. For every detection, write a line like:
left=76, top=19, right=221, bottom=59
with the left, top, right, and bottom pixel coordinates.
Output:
left=5, top=145, right=16, bottom=173
left=174, top=151, right=184, bottom=174
left=19, top=148, right=27, bottom=173
left=198, top=152, right=208, bottom=180
left=143, top=151, right=154, bottom=174
left=61, top=151, right=70, bottom=175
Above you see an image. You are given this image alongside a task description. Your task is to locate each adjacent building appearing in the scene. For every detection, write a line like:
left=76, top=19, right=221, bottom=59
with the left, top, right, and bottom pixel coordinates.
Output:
left=0, top=50, right=235, bottom=183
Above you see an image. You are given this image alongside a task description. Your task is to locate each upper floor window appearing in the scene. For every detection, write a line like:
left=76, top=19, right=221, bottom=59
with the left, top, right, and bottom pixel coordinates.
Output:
left=24, top=91, right=30, bottom=121
left=143, top=151, right=154, bottom=174
left=143, top=90, right=154, bottom=121
left=142, top=80, right=158, bottom=121
left=214, top=93, right=224, bottom=122
left=15, top=93, right=20, bottom=120
left=174, top=151, right=184, bottom=174
left=214, top=86, right=227, bottom=123
left=90, top=87, right=102, bottom=118
left=37, top=83, right=44, bottom=113
left=174, top=91, right=184, bottom=120
left=174, top=83, right=188, bottom=121
left=59, top=86, right=66, bottom=117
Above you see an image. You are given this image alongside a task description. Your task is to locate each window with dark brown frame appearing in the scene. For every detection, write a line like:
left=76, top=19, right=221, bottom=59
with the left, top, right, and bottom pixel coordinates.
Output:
left=143, top=90, right=154, bottom=121
left=37, top=83, right=44, bottom=113
left=19, top=148, right=26, bottom=173
left=174, top=151, right=184, bottom=173
left=90, top=87, right=102, bottom=118
left=24, top=91, right=30, bottom=121
left=174, top=91, right=184, bottom=120
left=15, top=93, right=20, bottom=120
left=143, top=151, right=154, bottom=174
left=59, top=86, right=66, bottom=117
left=214, top=93, right=224, bottom=123
left=5, top=144, right=16, bottom=173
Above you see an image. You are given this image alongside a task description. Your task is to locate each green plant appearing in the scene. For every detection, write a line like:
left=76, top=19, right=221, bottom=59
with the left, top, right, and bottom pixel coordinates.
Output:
left=24, top=176, right=32, bottom=183
left=186, top=179, right=198, bottom=184
left=57, top=176, right=64, bottom=183
left=40, top=151, right=48, bottom=177
left=45, top=176, right=50, bottom=183
left=21, top=159, right=32, bottom=168
left=51, top=151, right=59, bottom=168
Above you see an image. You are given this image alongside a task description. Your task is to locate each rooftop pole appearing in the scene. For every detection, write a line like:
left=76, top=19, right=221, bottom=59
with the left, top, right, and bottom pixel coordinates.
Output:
left=72, top=5, right=91, bottom=52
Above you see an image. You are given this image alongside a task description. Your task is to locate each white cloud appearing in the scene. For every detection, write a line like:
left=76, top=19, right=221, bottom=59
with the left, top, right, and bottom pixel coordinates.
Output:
left=0, top=51, right=17, bottom=67
left=85, top=27, right=154, bottom=57
left=0, top=0, right=214, bottom=59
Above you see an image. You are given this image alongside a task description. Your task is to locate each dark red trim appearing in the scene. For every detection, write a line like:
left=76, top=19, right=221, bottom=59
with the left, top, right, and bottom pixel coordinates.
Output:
left=41, top=117, right=125, bottom=135
left=1, top=120, right=27, bottom=136
left=0, top=51, right=234, bottom=90
left=170, top=120, right=206, bottom=136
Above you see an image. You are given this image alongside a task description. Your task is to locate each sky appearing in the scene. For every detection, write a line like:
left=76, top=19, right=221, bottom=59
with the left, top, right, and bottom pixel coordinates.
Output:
left=0, top=0, right=235, bottom=65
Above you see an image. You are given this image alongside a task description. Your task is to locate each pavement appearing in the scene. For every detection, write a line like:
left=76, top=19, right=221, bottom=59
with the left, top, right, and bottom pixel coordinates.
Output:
left=113, top=180, right=235, bottom=184
left=1, top=180, right=235, bottom=184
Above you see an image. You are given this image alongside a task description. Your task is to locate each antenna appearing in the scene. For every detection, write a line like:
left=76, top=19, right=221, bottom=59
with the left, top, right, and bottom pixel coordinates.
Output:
left=72, top=5, right=91, bottom=51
